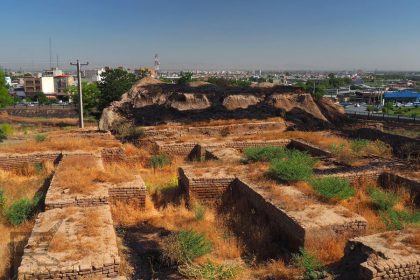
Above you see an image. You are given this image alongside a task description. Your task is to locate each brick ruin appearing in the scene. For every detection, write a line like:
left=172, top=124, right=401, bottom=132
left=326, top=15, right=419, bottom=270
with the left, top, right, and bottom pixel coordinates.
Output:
left=4, top=120, right=418, bottom=279
left=341, top=230, right=420, bottom=279
left=9, top=151, right=146, bottom=279
left=179, top=166, right=367, bottom=250
left=18, top=206, right=121, bottom=279
left=164, top=123, right=418, bottom=279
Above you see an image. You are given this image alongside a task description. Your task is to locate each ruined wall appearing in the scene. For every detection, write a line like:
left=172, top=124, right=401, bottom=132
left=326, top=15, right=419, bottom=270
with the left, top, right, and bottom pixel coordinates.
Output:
left=2, top=106, right=78, bottom=118
left=178, top=168, right=236, bottom=202
left=101, top=147, right=127, bottom=163
left=288, top=139, right=332, bottom=157
left=343, top=233, right=420, bottom=280
left=231, top=179, right=305, bottom=250
left=0, top=151, right=62, bottom=170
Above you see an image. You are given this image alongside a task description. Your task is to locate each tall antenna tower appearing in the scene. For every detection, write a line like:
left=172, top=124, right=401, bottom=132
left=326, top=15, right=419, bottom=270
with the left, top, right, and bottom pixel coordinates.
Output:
left=154, top=54, right=160, bottom=77
left=49, top=37, right=52, bottom=69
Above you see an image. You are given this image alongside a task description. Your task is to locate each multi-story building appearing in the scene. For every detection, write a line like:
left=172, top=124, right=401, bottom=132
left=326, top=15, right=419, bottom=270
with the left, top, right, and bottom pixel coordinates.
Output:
left=83, top=68, right=105, bottom=83
left=43, top=68, right=63, bottom=77
left=23, top=76, right=55, bottom=97
left=54, top=75, right=75, bottom=94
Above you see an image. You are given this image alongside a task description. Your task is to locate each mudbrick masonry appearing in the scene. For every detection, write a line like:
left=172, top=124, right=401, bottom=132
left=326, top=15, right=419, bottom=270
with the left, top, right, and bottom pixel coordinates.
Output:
left=342, top=230, right=420, bottom=280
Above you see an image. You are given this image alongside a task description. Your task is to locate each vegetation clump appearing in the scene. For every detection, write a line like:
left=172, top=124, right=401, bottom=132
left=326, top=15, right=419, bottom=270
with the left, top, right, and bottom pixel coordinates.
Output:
left=148, top=154, right=171, bottom=169
left=269, top=150, right=317, bottom=182
left=292, top=248, right=327, bottom=280
left=368, top=187, right=419, bottom=230
left=179, top=260, right=242, bottom=280
left=244, top=146, right=288, bottom=162
left=309, top=177, right=355, bottom=200
left=34, top=134, right=47, bottom=142
left=2, top=191, right=44, bottom=225
left=162, top=229, right=212, bottom=264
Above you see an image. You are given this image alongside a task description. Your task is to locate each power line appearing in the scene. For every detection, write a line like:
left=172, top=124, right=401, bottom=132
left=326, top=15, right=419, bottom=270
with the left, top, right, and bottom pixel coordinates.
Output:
left=70, top=59, right=89, bottom=128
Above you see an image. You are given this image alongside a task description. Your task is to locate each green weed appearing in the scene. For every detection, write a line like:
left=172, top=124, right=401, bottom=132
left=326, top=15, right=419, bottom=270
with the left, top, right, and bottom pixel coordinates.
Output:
left=162, top=229, right=212, bottom=264
left=309, top=177, right=355, bottom=200
left=179, top=260, right=242, bottom=279
left=292, top=248, right=327, bottom=280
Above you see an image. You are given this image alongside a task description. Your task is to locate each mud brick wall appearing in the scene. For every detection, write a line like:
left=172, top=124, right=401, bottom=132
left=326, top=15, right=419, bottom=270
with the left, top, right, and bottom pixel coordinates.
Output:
left=101, top=147, right=127, bottom=163
left=178, top=168, right=235, bottom=202
left=185, top=121, right=287, bottom=137
left=288, top=139, right=332, bottom=157
left=343, top=238, right=420, bottom=280
left=18, top=263, right=120, bottom=280
left=232, top=179, right=367, bottom=251
left=144, top=121, right=287, bottom=139
left=231, top=179, right=305, bottom=250
left=2, top=106, right=78, bottom=118
left=317, top=169, right=384, bottom=185
left=156, top=142, right=198, bottom=157
left=45, top=197, right=109, bottom=210
left=0, top=151, right=61, bottom=170
left=225, top=139, right=291, bottom=151
left=109, top=186, right=146, bottom=208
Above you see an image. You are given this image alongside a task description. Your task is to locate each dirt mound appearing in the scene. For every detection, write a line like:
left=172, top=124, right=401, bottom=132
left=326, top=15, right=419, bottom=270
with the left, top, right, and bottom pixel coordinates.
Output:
left=99, top=78, right=344, bottom=130
left=222, top=95, right=261, bottom=110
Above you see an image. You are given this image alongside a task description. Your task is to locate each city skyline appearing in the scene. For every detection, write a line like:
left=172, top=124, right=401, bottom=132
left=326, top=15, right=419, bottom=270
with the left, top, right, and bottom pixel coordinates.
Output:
left=1, top=0, right=420, bottom=71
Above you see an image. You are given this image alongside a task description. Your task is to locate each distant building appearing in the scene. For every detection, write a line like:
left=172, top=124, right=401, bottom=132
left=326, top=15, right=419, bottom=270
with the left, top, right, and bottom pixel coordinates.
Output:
left=23, top=76, right=54, bottom=96
left=384, top=90, right=420, bottom=103
left=83, top=68, right=105, bottom=83
left=54, top=75, right=75, bottom=94
left=43, top=68, right=63, bottom=77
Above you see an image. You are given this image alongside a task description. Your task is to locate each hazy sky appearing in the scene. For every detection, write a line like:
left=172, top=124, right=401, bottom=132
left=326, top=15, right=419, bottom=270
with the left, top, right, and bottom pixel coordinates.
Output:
left=1, top=0, right=420, bottom=71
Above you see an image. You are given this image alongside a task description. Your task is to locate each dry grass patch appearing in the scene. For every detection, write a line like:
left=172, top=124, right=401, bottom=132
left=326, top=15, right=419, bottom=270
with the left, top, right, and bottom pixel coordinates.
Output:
left=250, top=259, right=300, bottom=280
left=0, top=135, right=120, bottom=153
left=55, top=156, right=141, bottom=195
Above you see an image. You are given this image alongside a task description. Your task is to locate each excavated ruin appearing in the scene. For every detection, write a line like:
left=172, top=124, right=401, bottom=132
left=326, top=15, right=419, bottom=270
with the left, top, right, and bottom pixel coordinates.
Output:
left=99, top=77, right=346, bottom=130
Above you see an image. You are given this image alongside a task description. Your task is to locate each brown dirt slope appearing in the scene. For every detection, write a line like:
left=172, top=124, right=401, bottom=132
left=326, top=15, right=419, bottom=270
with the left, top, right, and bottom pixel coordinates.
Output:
left=99, top=77, right=345, bottom=130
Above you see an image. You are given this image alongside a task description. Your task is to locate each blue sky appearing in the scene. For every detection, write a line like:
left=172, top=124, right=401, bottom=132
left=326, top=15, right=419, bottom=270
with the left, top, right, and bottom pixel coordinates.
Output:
left=1, top=0, right=420, bottom=71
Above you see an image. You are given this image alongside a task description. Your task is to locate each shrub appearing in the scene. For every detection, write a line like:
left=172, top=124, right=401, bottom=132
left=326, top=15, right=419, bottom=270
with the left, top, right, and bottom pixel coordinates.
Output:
left=367, top=187, right=399, bottom=211
left=309, top=177, right=355, bottom=200
left=269, top=152, right=316, bottom=182
left=193, top=203, right=206, bottom=221
left=33, top=162, right=44, bottom=173
left=148, top=154, right=171, bottom=169
left=0, top=123, right=13, bottom=136
left=5, top=198, right=34, bottom=225
left=244, top=146, right=288, bottom=162
left=179, top=260, right=242, bottom=280
left=292, top=248, right=327, bottom=280
left=162, top=229, right=212, bottom=264
left=0, top=128, right=6, bottom=142
left=380, top=209, right=420, bottom=230
left=350, top=139, right=369, bottom=154
left=112, top=120, right=144, bottom=142
left=34, top=134, right=47, bottom=142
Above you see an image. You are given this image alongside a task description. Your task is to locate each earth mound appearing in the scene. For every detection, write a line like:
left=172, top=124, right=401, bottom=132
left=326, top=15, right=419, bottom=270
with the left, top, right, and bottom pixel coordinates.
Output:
left=99, top=77, right=346, bottom=131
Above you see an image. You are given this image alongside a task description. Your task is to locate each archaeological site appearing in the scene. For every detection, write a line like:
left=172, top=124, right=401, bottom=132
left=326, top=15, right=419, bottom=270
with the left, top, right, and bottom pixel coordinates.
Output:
left=0, top=77, right=419, bottom=280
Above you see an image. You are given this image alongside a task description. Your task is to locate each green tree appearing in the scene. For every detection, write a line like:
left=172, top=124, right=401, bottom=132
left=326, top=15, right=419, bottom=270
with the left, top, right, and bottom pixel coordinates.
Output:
left=0, top=70, right=13, bottom=108
left=67, top=82, right=100, bottom=115
left=137, top=68, right=151, bottom=79
left=177, top=72, right=193, bottom=85
left=97, top=68, right=137, bottom=111
left=33, top=92, right=49, bottom=105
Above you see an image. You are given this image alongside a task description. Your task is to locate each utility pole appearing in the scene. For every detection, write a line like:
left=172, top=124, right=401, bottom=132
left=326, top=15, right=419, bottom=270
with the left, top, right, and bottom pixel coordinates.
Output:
left=70, top=60, right=89, bottom=128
